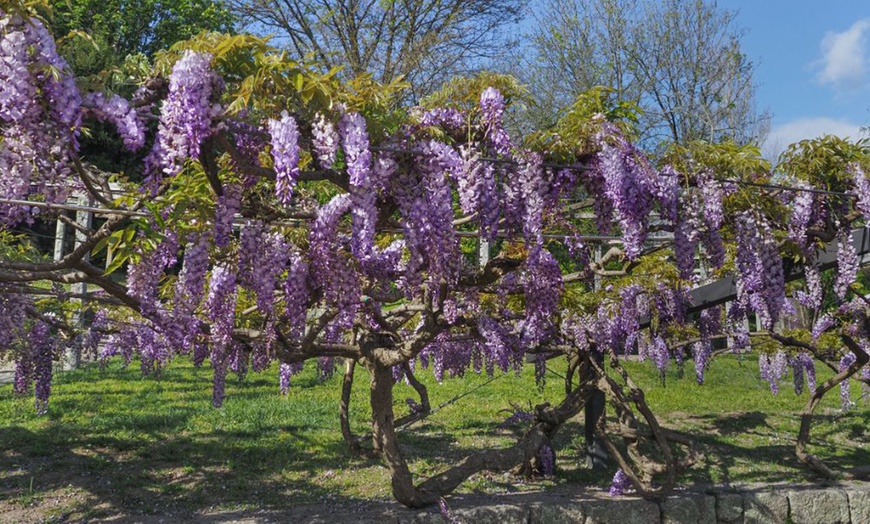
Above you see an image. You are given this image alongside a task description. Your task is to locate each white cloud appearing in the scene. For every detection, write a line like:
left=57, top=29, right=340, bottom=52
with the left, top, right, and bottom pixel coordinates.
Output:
left=763, top=117, right=865, bottom=161
left=817, top=19, right=870, bottom=90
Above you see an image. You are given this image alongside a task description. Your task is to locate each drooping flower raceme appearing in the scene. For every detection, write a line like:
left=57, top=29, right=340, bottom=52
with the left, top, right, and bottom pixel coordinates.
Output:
left=839, top=353, right=857, bottom=410
left=394, top=140, right=463, bottom=293
left=214, top=183, right=242, bottom=248
left=835, top=230, right=857, bottom=300
left=283, top=250, right=310, bottom=339
left=759, top=350, right=788, bottom=395
left=174, top=233, right=210, bottom=319
left=312, top=112, right=339, bottom=169
left=674, top=192, right=703, bottom=279
left=0, top=14, right=82, bottom=224
left=82, top=92, right=145, bottom=151
left=238, top=222, right=290, bottom=317
left=0, top=286, right=27, bottom=353
left=205, top=264, right=238, bottom=407
left=479, top=87, right=512, bottom=155
left=734, top=212, right=785, bottom=330
left=14, top=320, right=57, bottom=415
left=851, top=163, right=870, bottom=222
left=595, top=122, right=671, bottom=260
left=522, top=247, right=563, bottom=346
left=519, top=153, right=548, bottom=246
left=693, top=307, right=720, bottom=384
left=268, top=111, right=301, bottom=204
left=309, top=194, right=360, bottom=331
left=146, top=51, right=222, bottom=189
left=339, top=112, right=378, bottom=265
left=339, top=112, right=373, bottom=189
left=796, top=262, right=823, bottom=309
left=788, top=182, right=815, bottom=254
left=697, top=171, right=725, bottom=269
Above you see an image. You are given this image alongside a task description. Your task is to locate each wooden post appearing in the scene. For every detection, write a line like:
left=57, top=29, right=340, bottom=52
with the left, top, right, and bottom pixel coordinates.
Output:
left=67, top=194, right=93, bottom=367
left=479, top=237, right=489, bottom=269
left=586, top=243, right=608, bottom=468
left=53, top=217, right=65, bottom=262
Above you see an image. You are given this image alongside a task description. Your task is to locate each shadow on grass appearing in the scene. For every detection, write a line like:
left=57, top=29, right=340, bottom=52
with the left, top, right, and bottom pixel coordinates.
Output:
left=651, top=410, right=870, bottom=486
left=0, top=421, right=381, bottom=521
left=2, top=362, right=868, bottom=521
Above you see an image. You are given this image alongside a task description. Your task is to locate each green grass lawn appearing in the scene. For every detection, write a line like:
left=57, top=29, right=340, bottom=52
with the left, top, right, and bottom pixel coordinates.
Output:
left=0, top=353, right=867, bottom=520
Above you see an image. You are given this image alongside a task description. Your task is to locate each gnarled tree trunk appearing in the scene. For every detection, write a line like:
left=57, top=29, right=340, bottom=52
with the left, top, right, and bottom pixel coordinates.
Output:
left=795, top=335, right=869, bottom=479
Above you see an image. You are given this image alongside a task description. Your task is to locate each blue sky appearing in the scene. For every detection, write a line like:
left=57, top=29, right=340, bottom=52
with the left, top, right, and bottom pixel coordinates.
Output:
left=719, top=0, right=870, bottom=157
left=519, top=1, right=870, bottom=157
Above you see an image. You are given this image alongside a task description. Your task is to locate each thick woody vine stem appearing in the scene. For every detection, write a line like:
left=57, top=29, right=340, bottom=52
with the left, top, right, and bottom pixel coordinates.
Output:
left=339, top=358, right=363, bottom=455
left=368, top=359, right=594, bottom=508
left=587, top=352, right=677, bottom=497
left=795, top=334, right=869, bottom=479
left=401, top=362, right=431, bottom=414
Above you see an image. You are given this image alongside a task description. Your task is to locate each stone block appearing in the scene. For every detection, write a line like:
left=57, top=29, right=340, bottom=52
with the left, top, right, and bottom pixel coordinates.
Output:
left=715, top=492, right=744, bottom=523
left=529, top=502, right=585, bottom=523
left=787, top=488, right=849, bottom=524
left=408, top=511, right=443, bottom=524
left=743, top=490, right=789, bottom=524
left=661, top=494, right=716, bottom=524
left=846, top=488, right=870, bottom=524
left=452, top=504, right=527, bottom=524
left=583, top=498, right=660, bottom=524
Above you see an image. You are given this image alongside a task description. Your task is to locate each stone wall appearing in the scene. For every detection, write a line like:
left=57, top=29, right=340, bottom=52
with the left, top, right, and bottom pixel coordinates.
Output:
left=299, top=482, right=870, bottom=524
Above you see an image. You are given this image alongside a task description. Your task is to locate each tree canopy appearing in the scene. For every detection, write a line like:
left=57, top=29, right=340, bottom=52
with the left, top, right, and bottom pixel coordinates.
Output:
left=522, top=0, right=769, bottom=148
left=228, top=0, right=527, bottom=100
left=49, top=0, right=235, bottom=74
left=0, top=3, right=868, bottom=509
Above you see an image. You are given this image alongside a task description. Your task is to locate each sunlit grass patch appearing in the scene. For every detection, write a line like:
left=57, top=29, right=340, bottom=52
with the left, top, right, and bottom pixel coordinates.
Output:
left=0, top=353, right=867, bottom=520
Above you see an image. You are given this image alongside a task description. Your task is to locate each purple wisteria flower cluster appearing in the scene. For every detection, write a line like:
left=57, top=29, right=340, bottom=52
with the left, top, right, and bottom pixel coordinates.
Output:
left=82, top=92, right=146, bottom=151
left=593, top=124, right=686, bottom=261
left=759, top=350, right=788, bottom=395
left=238, top=221, right=290, bottom=316
left=0, top=285, right=27, bottom=351
left=479, top=87, right=512, bottom=155
left=458, top=145, right=499, bottom=241
left=693, top=307, right=720, bottom=384
left=213, top=183, right=242, bottom=248
left=839, top=352, right=858, bottom=410
left=788, top=352, right=816, bottom=395
left=309, top=194, right=360, bottom=330
left=146, top=51, right=223, bottom=190
left=205, top=264, right=238, bottom=407
left=14, top=320, right=55, bottom=414
left=733, top=212, right=785, bottom=330
left=268, top=111, right=301, bottom=204
left=312, top=112, right=339, bottom=169
left=0, top=13, right=82, bottom=224
left=419, top=107, right=465, bottom=129
left=172, top=233, right=210, bottom=350
left=851, top=164, right=870, bottom=222
left=835, top=230, right=858, bottom=300
left=340, top=112, right=378, bottom=267
left=608, top=468, right=632, bottom=496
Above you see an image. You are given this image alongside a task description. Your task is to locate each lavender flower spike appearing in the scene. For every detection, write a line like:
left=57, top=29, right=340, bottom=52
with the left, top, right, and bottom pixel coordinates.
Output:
left=268, top=111, right=301, bottom=204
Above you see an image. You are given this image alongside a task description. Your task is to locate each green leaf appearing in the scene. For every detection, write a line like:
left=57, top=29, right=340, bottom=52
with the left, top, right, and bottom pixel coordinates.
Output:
left=91, top=236, right=110, bottom=256
left=104, top=252, right=129, bottom=275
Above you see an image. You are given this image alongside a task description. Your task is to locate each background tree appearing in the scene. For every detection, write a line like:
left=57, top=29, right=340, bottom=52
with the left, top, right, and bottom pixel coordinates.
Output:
left=227, top=0, right=527, bottom=100
left=521, top=0, right=769, bottom=148
left=49, top=0, right=235, bottom=75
